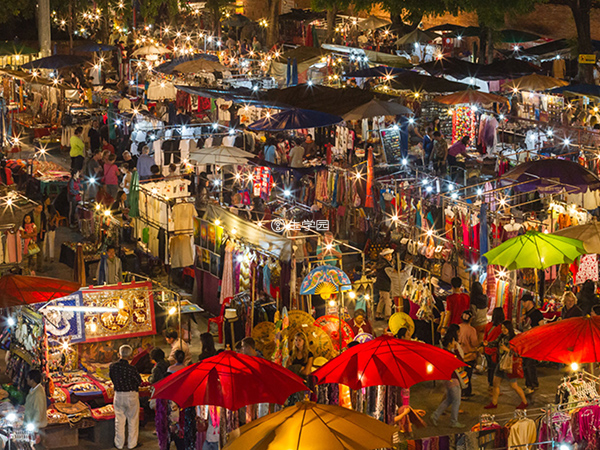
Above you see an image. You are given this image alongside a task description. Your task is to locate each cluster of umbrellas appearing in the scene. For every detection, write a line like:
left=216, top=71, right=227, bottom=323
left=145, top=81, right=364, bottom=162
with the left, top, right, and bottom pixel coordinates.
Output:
left=150, top=334, right=465, bottom=449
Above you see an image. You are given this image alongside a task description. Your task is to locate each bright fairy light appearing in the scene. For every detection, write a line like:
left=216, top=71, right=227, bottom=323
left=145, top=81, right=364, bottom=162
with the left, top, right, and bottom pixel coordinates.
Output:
left=214, top=219, right=221, bottom=226
left=26, top=423, right=35, bottom=432
left=426, top=364, right=434, bottom=374
left=571, top=362, right=579, bottom=371
left=284, top=189, right=291, bottom=197
left=471, top=264, right=479, bottom=272
left=168, top=306, right=177, bottom=315
left=7, top=317, right=15, bottom=327
left=6, top=413, right=16, bottom=423
left=401, top=158, right=408, bottom=165
left=328, top=300, right=336, bottom=307
left=425, top=186, right=433, bottom=193
left=348, top=291, right=356, bottom=299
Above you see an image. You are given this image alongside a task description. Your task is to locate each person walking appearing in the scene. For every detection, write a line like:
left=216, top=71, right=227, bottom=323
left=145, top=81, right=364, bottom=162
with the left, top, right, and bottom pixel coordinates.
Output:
left=70, top=126, right=85, bottom=171
left=23, top=203, right=46, bottom=273
left=374, top=248, right=394, bottom=321
left=483, top=307, right=505, bottom=393
left=484, top=321, right=528, bottom=410
left=149, top=348, right=170, bottom=450
left=446, top=277, right=471, bottom=326
left=521, top=295, right=544, bottom=394
left=110, top=345, right=142, bottom=450
left=458, top=310, right=478, bottom=399
left=84, top=150, right=103, bottom=200
left=43, top=196, right=59, bottom=263
left=24, top=369, right=48, bottom=432
left=96, top=246, right=123, bottom=285
left=67, top=169, right=82, bottom=228
left=199, top=332, right=217, bottom=362
left=103, top=153, right=120, bottom=201
left=429, top=131, right=447, bottom=176
left=470, top=281, right=489, bottom=340
left=430, top=324, right=464, bottom=428
left=136, top=146, right=154, bottom=180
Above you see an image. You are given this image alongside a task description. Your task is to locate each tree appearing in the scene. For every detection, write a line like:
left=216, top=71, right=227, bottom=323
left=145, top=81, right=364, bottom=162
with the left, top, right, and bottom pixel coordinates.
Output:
left=312, top=0, right=351, bottom=43
left=266, top=0, right=280, bottom=48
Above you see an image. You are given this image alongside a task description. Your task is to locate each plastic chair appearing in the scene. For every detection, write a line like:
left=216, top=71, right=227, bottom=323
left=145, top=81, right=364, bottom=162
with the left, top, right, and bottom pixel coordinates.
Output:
left=208, top=298, right=231, bottom=344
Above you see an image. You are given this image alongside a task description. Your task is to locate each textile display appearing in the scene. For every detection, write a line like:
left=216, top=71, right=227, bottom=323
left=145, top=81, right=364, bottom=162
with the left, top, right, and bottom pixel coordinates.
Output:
left=575, top=254, right=598, bottom=285
left=452, top=106, right=476, bottom=144
left=81, top=282, right=156, bottom=343
left=43, top=292, right=86, bottom=344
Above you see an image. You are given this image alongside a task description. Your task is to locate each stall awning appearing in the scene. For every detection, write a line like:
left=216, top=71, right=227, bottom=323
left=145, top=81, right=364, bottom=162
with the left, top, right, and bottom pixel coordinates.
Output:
left=204, top=204, right=292, bottom=260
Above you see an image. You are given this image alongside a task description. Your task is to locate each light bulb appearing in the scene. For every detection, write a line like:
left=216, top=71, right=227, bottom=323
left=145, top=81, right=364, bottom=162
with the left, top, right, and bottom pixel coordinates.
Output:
left=168, top=306, right=177, bottom=315
left=426, top=364, right=434, bottom=374
left=215, top=219, right=221, bottom=226
left=348, top=291, right=356, bottom=299
left=7, top=317, right=15, bottom=327
left=571, top=362, right=579, bottom=371
left=328, top=300, right=336, bottom=307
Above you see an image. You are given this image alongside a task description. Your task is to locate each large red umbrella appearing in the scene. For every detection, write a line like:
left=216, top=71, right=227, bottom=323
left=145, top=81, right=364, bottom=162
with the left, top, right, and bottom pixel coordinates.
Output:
left=0, top=274, right=82, bottom=308
left=151, top=350, right=308, bottom=409
left=312, top=335, right=466, bottom=389
left=510, top=316, right=600, bottom=364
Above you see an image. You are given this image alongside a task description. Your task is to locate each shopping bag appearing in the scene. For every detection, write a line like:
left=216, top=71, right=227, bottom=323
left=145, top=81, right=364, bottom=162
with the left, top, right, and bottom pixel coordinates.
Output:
left=499, top=352, right=513, bottom=373
left=508, top=356, right=524, bottom=379
left=455, top=367, right=469, bottom=389
left=28, top=243, right=40, bottom=256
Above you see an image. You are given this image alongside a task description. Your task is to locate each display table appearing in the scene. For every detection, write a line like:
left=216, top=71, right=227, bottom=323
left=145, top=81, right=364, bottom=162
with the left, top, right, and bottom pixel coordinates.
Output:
left=41, top=424, right=79, bottom=449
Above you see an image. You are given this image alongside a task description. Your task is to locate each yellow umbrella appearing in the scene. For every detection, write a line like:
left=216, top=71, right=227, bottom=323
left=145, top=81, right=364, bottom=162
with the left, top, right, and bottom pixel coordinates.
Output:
left=504, top=73, right=568, bottom=92
left=388, top=312, right=415, bottom=336
left=173, top=58, right=227, bottom=73
left=224, top=401, right=396, bottom=450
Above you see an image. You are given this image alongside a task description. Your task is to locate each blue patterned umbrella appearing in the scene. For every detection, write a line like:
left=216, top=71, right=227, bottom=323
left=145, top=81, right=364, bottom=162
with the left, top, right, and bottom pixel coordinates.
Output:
left=300, top=265, right=352, bottom=299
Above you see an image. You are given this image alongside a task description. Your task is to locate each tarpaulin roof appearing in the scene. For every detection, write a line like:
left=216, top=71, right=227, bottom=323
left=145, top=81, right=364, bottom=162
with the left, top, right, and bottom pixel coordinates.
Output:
left=519, top=39, right=570, bottom=57
left=426, top=24, right=465, bottom=33
left=275, top=46, right=331, bottom=64
left=389, top=71, right=473, bottom=92
left=447, top=27, right=542, bottom=43
left=156, top=53, right=219, bottom=74
left=73, top=43, right=116, bottom=52
left=21, top=54, right=87, bottom=70
left=420, top=57, right=540, bottom=81
left=175, top=85, right=259, bottom=104
left=260, top=84, right=377, bottom=116
left=248, top=108, right=342, bottom=131
left=550, top=84, right=600, bottom=97
left=345, top=66, right=405, bottom=78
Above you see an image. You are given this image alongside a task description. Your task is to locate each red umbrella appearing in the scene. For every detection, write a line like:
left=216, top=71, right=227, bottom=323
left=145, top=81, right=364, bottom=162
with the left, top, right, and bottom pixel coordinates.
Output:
left=510, top=316, right=600, bottom=364
left=312, top=335, right=466, bottom=389
left=0, top=274, right=82, bottom=308
left=152, top=350, right=308, bottom=409
left=314, top=315, right=355, bottom=352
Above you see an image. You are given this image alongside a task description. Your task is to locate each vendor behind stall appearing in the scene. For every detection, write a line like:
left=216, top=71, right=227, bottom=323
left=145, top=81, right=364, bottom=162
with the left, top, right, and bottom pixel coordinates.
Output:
left=447, top=136, right=469, bottom=167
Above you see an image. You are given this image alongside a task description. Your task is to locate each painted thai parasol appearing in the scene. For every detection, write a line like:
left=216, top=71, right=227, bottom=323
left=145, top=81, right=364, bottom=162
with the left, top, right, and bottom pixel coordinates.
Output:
left=251, top=321, right=277, bottom=360
left=314, top=315, right=355, bottom=353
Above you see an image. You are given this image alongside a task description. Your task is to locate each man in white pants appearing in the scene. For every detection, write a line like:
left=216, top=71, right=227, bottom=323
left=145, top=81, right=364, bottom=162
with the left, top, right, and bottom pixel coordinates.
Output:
left=109, top=345, right=142, bottom=449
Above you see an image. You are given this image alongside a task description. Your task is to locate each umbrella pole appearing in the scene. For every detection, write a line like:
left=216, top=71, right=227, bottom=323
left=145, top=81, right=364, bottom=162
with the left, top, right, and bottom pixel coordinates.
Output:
left=251, top=265, right=255, bottom=330
left=339, top=291, right=343, bottom=353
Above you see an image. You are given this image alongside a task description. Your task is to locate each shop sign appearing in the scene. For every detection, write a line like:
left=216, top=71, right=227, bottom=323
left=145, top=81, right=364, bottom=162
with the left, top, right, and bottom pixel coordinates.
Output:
left=579, top=54, right=596, bottom=64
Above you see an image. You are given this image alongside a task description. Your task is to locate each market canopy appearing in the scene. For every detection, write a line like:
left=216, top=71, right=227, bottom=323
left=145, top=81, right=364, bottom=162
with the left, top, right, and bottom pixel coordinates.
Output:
left=156, top=54, right=219, bottom=74
left=247, top=108, right=342, bottom=131
left=503, top=73, right=568, bottom=91
left=518, top=39, right=570, bottom=59
left=550, top=83, right=600, bottom=97
left=484, top=58, right=542, bottom=79
left=552, top=221, right=600, bottom=254
left=343, top=99, right=412, bottom=120
left=358, top=15, right=391, bottom=30
left=510, top=316, right=600, bottom=364
left=172, top=58, right=227, bottom=73
left=312, top=335, right=466, bottom=389
left=73, top=43, right=116, bottom=52
left=426, top=24, right=466, bottom=33
left=261, top=84, right=377, bottom=116
left=189, top=146, right=255, bottom=165
left=0, top=275, right=82, bottom=309
left=432, top=89, right=509, bottom=106
left=224, top=401, right=396, bottom=450
left=0, top=42, right=38, bottom=56
left=345, top=65, right=405, bottom=78
left=21, top=54, right=87, bottom=70
left=279, top=8, right=326, bottom=21
left=131, top=45, right=169, bottom=56
left=483, top=231, right=585, bottom=270
left=394, top=29, right=438, bottom=46
left=420, top=57, right=540, bottom=81
left=151, top=351, right=306, bottom=409
left=500, top=29, right=542, bottom=43
left=389, top=71, right=473, bottom=92
left=500, top=159, right=600, bottom=193
left=205, top=204, right=292, bottom=259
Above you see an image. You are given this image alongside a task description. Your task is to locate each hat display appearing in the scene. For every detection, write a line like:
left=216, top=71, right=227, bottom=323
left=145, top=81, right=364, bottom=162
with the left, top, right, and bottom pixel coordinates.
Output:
left=381, top=248, right=394, bottom=256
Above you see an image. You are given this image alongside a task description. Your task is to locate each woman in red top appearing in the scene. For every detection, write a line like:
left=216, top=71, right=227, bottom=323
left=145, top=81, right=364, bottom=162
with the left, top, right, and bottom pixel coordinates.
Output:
left=483, top=307, right=505, bottom=391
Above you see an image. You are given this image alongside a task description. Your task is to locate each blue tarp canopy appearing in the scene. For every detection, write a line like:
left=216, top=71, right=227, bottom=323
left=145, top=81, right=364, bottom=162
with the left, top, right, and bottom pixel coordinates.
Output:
left=73, top=43, right=116, bottom=52
left=156, top=54, right=219, bottom=74
left=248, top=108, right=342, bottom=131
left=21, top=55, right=87, bottom=69
left=345, top=65, right=405, bottom=78
left=550, top=84, right=600, bottom=97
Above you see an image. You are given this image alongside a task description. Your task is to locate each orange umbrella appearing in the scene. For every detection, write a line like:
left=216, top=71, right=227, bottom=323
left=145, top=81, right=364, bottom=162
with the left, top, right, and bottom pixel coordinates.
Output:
left=433, top=89, right=509, bottom=106
left=503, top=73, right=568, bottom=92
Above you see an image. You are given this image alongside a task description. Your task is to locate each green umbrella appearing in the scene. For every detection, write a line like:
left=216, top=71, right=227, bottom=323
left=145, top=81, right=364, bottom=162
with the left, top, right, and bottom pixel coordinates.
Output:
left=483, top=230, right=585, bottom=270
left=128, top=170, right=139, bottom=218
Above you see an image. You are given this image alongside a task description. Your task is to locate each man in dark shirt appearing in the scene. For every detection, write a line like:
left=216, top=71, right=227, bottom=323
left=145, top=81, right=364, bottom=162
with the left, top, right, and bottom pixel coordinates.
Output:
left=88, top=120, right=101, bottom=152
left=521, top=295, right=544, bottom=394
left=109, top=345, right=142, bottom=449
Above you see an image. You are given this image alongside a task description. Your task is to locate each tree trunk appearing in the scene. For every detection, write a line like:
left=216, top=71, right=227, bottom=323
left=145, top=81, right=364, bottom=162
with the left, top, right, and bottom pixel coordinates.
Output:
left=326, top=6, right=338, bottom=43
left=486, top=28, right=494, bottom=64
left=68, top=0, right=74, bottom=54
left=267, top=0, right=280, bottom=48
left=477, top=29, right=486, bottom=64
left=570, top=0, right=594, bottom=83
left=37, top=0, right=52, bottom=57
